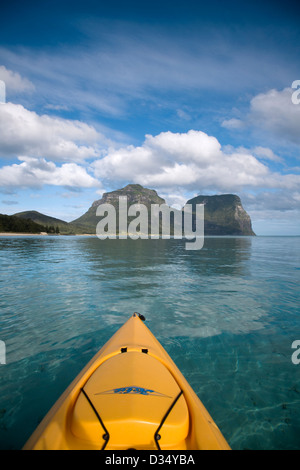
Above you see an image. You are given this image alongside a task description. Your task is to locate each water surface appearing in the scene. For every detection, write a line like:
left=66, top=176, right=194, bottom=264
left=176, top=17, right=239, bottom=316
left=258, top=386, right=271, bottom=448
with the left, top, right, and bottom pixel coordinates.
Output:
left=0, top=236, right=299, bottom=449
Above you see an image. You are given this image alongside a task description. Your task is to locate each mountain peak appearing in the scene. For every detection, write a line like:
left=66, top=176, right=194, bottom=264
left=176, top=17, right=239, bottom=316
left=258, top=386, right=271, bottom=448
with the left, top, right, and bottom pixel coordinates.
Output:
left=72, top=185, right=255, bottom=236
left=11, top=185, right=255, bottom=236
left=91, top=184, right=165, bottom=208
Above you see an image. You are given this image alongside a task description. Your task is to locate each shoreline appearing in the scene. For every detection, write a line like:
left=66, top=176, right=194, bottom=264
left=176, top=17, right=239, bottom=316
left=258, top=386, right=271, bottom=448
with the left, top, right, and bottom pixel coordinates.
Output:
left=0, top=232, right=97, bottom=237
left=0, top=233, right=297, bottom=238
left=0, top=232, right=48, bottom=236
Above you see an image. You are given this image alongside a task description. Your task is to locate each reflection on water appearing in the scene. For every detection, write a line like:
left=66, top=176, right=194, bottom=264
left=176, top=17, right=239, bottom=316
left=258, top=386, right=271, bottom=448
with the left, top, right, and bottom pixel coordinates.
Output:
left=0, top=235, right=299, bottom=449
left=186, top=237, right=252, bottom=275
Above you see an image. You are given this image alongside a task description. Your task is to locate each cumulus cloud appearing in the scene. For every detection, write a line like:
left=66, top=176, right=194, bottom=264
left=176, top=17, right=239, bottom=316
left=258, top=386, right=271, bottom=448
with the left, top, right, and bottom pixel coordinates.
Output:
left=222, top=87, right=300, bottom=146
left=251, top=146, right=283, bottom=163
left=0, top=65, right=34, bottom=93
left=0, top=156, right=100, bottom=189
left=0, top=102, right=102, bottom=162
left=93, top=130, right=300, bottom=193
left=250, top=87, right=300, bottom=144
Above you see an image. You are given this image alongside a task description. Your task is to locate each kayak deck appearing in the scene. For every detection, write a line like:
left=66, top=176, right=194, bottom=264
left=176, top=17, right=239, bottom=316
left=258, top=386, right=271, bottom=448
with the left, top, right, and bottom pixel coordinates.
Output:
left=24, top=313, right=230, bottom=450
left=73, top=351, right=189, bottom=450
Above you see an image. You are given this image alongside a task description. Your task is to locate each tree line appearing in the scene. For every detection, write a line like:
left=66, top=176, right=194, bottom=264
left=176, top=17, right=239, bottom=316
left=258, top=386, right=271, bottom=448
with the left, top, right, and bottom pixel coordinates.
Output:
left=0, top=214, right=60, bottom=234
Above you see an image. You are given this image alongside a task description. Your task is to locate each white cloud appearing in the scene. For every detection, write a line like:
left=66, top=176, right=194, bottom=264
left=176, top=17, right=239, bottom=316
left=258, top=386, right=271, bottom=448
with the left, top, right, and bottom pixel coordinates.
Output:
left=0, top=65, right=34, bottom=93
left=157, top=191, right=190, bottom=210
left=224, top=145, right=283, bottom=163
left=242, top=190, right=300, bottom=212
left=221, top=118, right=244, bottom=130
left=252, top=146, right=283, bottom=163
left=176, top=109, right=191, bottom=121
left=223, top=87, right=300, bottom=146
left=0, top=156, right=100, bottom=189
left=145, top=130, right=222, bottom=164
left=250, top=87, right=300, bottom=144
left=93, top=130, right=300, bottom=193
left=0, top=80, right=5, bottom=103
left=0, top=102, right=102, bottom=162
left=44, top=103, right=69, bottom=111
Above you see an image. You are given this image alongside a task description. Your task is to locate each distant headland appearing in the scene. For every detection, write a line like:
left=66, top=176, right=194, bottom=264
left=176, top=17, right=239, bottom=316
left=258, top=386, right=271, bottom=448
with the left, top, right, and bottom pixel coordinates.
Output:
left=0, top=184, right=255, bottom=236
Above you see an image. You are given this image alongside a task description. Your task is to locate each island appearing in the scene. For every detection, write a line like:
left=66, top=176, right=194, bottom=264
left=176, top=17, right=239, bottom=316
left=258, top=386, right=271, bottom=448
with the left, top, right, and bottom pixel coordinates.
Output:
left=1, top=184, right=255, bottom=236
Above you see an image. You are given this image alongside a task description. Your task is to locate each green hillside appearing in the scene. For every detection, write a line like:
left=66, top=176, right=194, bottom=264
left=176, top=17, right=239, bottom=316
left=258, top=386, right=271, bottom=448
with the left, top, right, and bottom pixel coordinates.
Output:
left=14, top=211, right=76, bottom=234
left=0, top=214, right=46, bottom=233
left=186, top=194, right=255, bottom=235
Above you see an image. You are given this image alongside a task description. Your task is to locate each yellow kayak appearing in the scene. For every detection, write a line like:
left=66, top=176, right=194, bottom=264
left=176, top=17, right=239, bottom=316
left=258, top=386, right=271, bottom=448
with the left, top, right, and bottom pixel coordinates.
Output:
left=23, top=313, right=230, bottom=450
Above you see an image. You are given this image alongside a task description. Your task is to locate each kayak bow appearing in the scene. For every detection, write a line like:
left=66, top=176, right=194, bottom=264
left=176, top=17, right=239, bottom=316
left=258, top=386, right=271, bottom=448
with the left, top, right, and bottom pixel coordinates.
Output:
left=24, top=313, right=230, bottom=450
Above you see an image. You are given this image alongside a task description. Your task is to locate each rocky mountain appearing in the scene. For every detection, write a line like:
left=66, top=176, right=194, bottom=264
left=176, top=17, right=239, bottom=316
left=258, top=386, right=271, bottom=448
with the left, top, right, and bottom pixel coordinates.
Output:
left=71, top=184, right=165, bottom=233
left=186, top=194, right=255, bottom=236
left=11, top=185, right=255, bottom=236
left=71, top=185, right=255, bottom=236
left=95, top=184, right=165, bottom=207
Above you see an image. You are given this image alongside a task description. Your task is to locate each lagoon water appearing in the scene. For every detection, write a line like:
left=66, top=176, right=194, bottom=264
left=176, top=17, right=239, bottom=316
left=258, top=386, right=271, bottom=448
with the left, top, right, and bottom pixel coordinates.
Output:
left=0, top=235, right=299, bottom=449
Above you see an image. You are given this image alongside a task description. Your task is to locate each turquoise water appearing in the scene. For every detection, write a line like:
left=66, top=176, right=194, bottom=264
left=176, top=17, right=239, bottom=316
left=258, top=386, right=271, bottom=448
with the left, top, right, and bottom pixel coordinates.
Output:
left=0, top=235, right=299, bottom=450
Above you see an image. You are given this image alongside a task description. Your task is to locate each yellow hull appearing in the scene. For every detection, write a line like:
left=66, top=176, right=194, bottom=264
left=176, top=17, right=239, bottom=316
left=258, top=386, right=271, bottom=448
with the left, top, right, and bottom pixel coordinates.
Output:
left=23, top=313, right=230, bottom=450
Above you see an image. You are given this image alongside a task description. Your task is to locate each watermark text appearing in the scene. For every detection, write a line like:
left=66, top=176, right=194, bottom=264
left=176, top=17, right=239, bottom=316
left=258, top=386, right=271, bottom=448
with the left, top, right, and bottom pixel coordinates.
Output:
left=291, top=80, right=300, bottom=105
left=96, top=197, right=204, bottom=250
left=0, top=80, right=6, bottom=104
left=0, top=340, right=6, bottom=365
left=291, top=340, right=300, bottom=365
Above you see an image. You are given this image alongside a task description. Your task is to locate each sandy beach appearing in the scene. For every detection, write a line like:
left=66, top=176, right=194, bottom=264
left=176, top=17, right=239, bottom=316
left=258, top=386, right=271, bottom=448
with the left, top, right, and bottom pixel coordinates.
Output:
left=0, top=232, right=97, bottom=237
left=0, top=233, right=48, bottom=236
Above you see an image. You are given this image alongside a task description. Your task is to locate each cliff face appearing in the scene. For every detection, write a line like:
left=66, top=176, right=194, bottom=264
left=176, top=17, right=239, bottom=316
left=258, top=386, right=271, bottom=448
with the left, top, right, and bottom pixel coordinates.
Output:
left=71, top=184, right=165, bottom=233
left=186, top=194, right=255, bottom=236
left=12, top=186, right=255, bottom=236
left=71, top=186, right=255, bottom=236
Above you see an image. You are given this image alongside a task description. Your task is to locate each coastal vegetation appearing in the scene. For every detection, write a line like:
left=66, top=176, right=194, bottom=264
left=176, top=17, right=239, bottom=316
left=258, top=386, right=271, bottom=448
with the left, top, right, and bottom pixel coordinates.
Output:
left=0, top=214, right=62, bottom=234
left=0, top=214, right=46, bottom=233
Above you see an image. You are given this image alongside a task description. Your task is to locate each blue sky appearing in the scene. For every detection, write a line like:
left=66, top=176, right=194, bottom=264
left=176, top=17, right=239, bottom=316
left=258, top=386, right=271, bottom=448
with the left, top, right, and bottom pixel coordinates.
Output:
left=0, top=0, right=300, bottom=234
